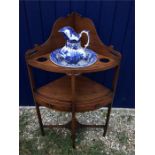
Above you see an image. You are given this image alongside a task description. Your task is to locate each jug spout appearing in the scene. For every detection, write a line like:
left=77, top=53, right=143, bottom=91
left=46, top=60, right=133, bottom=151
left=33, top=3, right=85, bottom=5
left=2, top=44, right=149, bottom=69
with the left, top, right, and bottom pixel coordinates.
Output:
left=58, top=26, right=80, bottom=42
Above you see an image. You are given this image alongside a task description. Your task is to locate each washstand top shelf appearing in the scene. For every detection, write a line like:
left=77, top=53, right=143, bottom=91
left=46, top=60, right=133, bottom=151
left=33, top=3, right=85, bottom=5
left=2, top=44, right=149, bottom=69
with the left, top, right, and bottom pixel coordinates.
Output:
left=25, top=12, right=121, bottom=75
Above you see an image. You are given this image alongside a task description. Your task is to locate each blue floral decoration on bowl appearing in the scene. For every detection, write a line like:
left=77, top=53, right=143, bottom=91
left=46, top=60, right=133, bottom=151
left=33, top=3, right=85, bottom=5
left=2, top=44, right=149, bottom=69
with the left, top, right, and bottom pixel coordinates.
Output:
left=50, top=48, right=97, bottom=68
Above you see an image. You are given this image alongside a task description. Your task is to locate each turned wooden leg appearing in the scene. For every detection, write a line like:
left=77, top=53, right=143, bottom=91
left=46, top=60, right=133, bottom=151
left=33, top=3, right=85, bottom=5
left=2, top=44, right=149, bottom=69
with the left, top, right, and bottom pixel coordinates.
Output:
left=103, top=104, right=112, bottom=137
left=71, top=111, right=76, bottom=148
left=103, top=66, right=120, bottom=136
left=26, top=65, right=45, bottom=135
left=35, top=104, right=45, bottom=136
left=71, top=75, right=76, bottom=148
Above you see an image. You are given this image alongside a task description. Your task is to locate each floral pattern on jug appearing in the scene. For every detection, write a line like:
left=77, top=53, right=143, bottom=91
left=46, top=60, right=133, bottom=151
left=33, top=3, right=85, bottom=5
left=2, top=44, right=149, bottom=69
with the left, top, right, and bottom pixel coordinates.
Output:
left=50, top=26, right=97, bottom=68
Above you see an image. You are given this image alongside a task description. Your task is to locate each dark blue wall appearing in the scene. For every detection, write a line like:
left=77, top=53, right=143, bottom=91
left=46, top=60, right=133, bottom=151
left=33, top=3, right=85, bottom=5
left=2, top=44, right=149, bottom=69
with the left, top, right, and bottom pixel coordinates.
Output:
left=19, top=0, right=135, bottom=108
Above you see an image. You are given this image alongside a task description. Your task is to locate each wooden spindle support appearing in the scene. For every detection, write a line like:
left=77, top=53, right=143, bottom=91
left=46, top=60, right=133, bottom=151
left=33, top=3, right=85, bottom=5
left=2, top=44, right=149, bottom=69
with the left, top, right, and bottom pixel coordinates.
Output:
left=26, top=63, right=45, bottom=136
left=103, top=65, right=120, bottom=136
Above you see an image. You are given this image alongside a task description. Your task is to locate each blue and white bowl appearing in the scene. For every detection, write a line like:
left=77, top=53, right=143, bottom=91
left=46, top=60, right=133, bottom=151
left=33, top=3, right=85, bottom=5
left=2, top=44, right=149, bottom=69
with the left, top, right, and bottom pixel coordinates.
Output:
left=50, top=48, right=97, bottom=68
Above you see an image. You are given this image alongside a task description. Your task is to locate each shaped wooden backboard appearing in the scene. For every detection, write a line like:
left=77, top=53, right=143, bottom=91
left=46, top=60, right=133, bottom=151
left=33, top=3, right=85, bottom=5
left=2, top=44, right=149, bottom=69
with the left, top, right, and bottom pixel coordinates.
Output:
left=36, top=12, right=117, bottom=56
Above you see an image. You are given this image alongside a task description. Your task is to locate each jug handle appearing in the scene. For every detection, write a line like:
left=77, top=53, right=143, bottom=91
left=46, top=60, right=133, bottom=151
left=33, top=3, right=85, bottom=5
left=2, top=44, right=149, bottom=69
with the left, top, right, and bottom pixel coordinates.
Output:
left=80, top=30, right=90, bottom=49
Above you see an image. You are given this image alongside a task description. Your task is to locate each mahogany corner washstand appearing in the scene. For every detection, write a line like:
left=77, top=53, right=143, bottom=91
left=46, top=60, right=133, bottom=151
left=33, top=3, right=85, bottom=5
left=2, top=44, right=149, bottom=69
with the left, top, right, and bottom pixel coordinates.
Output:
left=25, top=13, right=121, bottom=148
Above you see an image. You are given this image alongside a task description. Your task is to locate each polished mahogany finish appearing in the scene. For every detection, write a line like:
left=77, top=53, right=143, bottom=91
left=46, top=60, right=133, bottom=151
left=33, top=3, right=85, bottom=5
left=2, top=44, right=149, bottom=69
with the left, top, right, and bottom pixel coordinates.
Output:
left=35, top=75, right=113, bottom=112
left=25, top=12, right=121, bottom=148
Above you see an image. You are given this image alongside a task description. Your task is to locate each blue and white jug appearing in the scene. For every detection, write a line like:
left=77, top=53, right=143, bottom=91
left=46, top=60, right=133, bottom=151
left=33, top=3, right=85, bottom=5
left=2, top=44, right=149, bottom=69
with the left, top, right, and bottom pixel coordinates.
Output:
left=50, top=26, right=97, bottom=68
left=58, top=26, right=90, bottom=64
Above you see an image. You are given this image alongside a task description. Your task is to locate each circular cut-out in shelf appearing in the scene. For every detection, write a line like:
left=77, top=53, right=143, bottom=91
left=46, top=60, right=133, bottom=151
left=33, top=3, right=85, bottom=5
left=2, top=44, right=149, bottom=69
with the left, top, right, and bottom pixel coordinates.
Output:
left=37, top=57, right=48, bottom=62
left=100, top=58, right=110, bottom=63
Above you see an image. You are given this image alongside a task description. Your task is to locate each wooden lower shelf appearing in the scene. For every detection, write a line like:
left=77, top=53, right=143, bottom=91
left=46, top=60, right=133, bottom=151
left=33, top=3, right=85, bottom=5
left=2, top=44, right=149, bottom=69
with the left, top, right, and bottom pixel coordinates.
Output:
left=35, top=75, right=113, bottom=112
